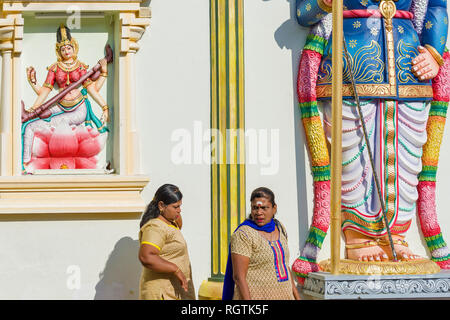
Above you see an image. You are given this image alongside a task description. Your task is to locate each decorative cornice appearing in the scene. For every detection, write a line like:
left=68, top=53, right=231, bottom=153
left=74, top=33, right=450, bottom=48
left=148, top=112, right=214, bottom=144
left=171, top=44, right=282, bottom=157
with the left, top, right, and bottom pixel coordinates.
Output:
left=1, top=1, right=145, bottom=13
left=2, top=0, right=144, bottom=2
left=119, top=8, right=150, bottom=54
left=0, top=16, right=23, bottom=53
left=1, top=2, right=151, bottom=54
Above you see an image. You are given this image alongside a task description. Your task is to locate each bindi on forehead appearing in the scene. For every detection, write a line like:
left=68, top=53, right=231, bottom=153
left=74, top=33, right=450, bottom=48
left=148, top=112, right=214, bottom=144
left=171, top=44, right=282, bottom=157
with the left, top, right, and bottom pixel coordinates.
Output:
left=253, top=197, right=270, bottom=204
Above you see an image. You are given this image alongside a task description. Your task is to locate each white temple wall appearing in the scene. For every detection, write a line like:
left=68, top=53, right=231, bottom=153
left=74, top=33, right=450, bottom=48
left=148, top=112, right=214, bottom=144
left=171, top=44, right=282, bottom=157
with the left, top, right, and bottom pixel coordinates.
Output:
left=135, top=0, right=212, bottom=299
left=243, top=0, right=307, bottom=271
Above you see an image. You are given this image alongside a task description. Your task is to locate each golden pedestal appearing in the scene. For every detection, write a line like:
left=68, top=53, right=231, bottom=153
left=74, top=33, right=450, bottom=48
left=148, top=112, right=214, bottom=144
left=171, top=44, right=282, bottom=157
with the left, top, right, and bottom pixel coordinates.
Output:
left=319, top=258, right=441, bottom=275
left=198, top=280, right=224, bottom=300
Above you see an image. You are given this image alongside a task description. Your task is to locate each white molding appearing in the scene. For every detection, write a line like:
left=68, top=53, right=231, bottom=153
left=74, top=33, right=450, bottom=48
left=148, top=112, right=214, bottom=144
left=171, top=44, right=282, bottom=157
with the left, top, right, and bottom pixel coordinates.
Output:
left=0, top=175, right=149, bottom=214
left=2, top=1, right=142, bottom=13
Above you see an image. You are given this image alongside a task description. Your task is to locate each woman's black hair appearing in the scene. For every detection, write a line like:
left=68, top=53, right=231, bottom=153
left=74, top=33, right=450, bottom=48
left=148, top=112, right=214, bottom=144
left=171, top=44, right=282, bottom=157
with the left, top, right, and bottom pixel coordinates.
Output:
left=139, top=184, right=183, bottom=228
left=250, top=187, right=276, bottom=206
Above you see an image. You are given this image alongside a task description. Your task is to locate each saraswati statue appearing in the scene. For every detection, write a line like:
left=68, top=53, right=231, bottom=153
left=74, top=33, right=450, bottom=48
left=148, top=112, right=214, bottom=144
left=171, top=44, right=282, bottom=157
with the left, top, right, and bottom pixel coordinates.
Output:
left=22, top=24, right=113, bottom=173
left=291, top=0, right=450, bottom=282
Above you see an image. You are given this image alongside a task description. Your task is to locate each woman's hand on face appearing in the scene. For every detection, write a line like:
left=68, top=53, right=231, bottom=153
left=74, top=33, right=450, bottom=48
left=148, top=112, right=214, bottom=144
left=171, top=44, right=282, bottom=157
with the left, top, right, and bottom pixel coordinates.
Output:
left=174, top=268, right=189, bottom=292
left=412, top=46, right=440, bottom=81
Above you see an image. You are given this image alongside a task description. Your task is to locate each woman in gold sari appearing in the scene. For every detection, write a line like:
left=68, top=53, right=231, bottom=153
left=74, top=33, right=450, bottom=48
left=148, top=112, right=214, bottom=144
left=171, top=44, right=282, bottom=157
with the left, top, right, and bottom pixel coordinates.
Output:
left=138, top=184, right=196, bottom=300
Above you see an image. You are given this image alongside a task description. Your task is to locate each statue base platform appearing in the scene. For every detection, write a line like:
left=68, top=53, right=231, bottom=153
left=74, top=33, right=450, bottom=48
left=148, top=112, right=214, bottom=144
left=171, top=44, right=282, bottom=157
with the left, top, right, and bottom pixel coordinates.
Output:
left=319, top=258, right=441, bottom=275
left=302, top=269, right=450, bottom=299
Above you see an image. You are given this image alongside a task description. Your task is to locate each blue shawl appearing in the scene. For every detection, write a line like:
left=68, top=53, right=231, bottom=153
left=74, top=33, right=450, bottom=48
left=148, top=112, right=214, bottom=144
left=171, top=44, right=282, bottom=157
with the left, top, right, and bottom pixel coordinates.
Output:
left=221, top=218, right=276, bottom=300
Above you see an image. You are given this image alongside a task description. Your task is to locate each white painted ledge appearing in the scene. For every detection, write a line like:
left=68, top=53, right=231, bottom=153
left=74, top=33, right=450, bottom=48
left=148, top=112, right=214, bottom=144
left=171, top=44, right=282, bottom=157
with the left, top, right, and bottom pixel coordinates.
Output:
left=0, top=174, right=150, bottom=214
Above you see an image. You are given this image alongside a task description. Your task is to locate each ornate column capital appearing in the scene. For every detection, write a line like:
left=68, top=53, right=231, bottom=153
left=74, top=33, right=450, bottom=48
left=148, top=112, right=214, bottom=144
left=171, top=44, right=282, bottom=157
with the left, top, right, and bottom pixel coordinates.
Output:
left=120, top=8, right=151, bottom=54
left=0, top=15, right=23, bottom=54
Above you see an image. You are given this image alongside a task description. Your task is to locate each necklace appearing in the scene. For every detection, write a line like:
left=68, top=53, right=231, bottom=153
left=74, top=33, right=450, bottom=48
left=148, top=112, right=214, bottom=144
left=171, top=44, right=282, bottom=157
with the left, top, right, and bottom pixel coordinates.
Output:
left=57, top=59, right=80, bottom=72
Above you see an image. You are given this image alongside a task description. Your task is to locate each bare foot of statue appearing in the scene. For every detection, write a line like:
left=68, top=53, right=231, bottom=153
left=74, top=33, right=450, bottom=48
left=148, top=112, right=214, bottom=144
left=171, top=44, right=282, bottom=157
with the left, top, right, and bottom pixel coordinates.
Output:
left=381, top=235, right=422, bottom=261
left=344, top=230, right=389, bottom=262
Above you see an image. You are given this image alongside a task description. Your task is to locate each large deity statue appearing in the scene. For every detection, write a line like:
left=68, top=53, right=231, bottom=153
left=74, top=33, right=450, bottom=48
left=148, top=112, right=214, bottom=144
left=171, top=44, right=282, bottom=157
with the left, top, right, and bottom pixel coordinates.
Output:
left=292, top=0, right=450, bottom=283
left=22, top=25, right=111, bottom=173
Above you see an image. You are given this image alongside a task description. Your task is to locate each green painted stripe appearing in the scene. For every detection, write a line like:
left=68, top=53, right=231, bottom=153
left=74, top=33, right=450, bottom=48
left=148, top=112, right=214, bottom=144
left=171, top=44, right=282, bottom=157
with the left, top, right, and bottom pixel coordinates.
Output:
left=342, top=124, right=375, bottom=166
left=215, top=0, right=221, bottom=277
left=418, top=175, right=437, bottom=182
left=225, top=1, right=231, bottom=254
left=342, top=219, right=386, bottom=233
left=236, top=0, right=242, bottom=225
left=342, top=208, right=384, bottom=225
left=429, top=101, right=448, bottom=117
left=311, top=165, right=331, bottom=181
left=399, top=203, right=416, bottom=212
left=313, top=175, right=331, bottom=182
left=425, top=233, right=448, bottom=251
left=418, top=166, right=437, bottom=181
left=298, top=101, right=320, bottom=118
left=311, top=165, right=330, bottom=173
left=431, top=254, right=450, bottom=262
left=209, top=0, right=215, bottom=278
left=294, top=272, right=309, bottom=278
left=342, top=183, right=373, bottom=208
left=403, top=101, right=427, bottom=112
left=297, top=256, right=317, bottom=264
left=303, top=34, right=327, bottom=55
left=398, top=137, right=422, bottom=158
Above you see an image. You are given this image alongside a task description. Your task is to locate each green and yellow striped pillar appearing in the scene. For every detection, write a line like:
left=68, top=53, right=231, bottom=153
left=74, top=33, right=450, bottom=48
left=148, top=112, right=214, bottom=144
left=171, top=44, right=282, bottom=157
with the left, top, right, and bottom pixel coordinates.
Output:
left=198, top=0, right=246, bottom=300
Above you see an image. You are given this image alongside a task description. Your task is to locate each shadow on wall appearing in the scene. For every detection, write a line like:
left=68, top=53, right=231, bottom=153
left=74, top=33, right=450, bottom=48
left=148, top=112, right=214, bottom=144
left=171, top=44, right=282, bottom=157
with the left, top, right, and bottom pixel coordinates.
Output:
left=94, top=237, right=141, bottom=300
left=261, top=0, right=311, bottom=249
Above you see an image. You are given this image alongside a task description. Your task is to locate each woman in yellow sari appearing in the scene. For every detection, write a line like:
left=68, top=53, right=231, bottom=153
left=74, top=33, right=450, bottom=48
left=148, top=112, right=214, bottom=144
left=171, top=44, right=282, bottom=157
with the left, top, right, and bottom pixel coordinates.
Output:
left=138, top=184, right=195, bottom=300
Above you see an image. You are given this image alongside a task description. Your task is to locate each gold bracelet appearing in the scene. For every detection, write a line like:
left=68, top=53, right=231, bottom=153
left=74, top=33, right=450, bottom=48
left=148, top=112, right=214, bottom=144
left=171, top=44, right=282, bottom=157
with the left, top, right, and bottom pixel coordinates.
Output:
left=424, top=44, right=444, bottom=67
left=174, top=267, right=180, bottom=274
left=100, top=72, right=108, bottom=77
left=102, top=105, right=109, bottom=111
left=42, top=83, right=54, bottom=90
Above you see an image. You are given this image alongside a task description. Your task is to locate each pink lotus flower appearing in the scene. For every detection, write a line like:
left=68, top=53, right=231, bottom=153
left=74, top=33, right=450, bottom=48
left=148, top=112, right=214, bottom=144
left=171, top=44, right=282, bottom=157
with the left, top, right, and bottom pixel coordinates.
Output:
left=27, top=123, right=106, bottom=170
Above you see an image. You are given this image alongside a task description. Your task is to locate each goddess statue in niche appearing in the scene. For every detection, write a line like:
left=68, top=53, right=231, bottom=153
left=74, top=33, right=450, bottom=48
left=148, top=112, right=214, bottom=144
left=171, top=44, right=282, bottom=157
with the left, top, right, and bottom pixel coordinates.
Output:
left=22, top=24, right=111, bottom=173
left=291, top=0, right=450, bottom=283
